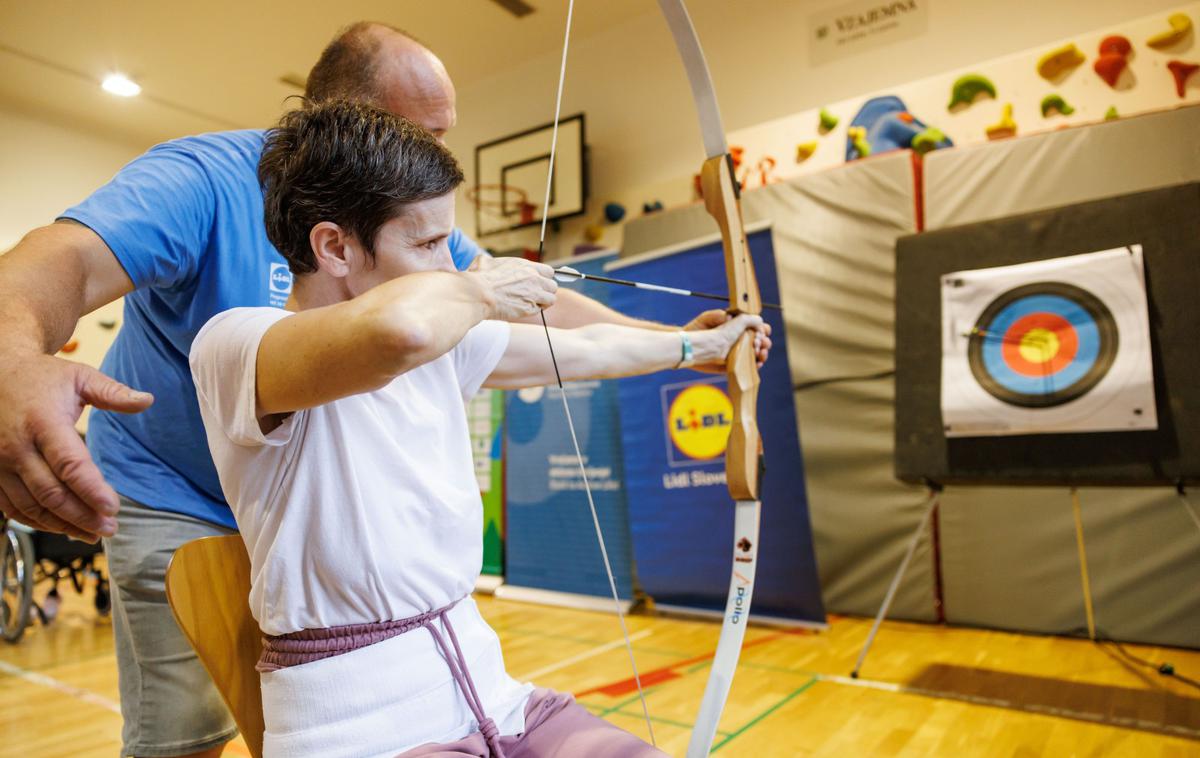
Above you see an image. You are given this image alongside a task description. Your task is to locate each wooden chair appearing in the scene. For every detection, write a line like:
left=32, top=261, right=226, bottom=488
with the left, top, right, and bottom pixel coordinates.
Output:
left=165, top=535, right=265, bottom=758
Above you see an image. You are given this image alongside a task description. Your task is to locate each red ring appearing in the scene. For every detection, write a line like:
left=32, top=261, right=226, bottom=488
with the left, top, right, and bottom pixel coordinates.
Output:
left=1001, top=312, right=1078, bottom=377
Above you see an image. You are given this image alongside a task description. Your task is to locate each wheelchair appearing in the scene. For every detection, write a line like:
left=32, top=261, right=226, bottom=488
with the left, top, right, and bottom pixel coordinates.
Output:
left=1, top=518, right=111, bottom=643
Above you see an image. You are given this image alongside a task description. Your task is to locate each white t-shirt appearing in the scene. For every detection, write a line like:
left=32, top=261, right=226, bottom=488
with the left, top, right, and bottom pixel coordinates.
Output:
left=190, top=307, right=532, bottom=755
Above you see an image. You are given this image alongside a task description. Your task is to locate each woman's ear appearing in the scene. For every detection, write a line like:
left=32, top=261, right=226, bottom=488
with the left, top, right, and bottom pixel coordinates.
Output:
left=309, top=222, right=359, bottom=277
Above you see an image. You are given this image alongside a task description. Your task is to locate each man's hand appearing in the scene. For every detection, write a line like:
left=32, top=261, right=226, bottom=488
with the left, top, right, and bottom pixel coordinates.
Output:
left=683, top=309, right=773, bottom=370
left=469, top=256, right=558, bottom=322
left=0, top=355, right=153, bottom=541
left=691, top=314, right=769, bottom=368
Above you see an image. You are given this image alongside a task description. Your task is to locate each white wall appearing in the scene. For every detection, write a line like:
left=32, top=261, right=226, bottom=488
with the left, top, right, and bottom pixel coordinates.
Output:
left=446, top=0, right=1185, bottom=257
left=0, top=106, right=145, bottom=429
left=0, top=106, right=145, bottom=251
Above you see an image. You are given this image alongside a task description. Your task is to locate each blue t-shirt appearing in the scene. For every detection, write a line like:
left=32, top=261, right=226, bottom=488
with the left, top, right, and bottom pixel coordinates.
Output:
left=61, top=129, right=483, bottom=528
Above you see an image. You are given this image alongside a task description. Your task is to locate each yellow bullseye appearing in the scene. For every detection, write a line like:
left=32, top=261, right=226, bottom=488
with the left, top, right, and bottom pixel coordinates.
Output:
left=1018, top=327, right=1060, bottom=364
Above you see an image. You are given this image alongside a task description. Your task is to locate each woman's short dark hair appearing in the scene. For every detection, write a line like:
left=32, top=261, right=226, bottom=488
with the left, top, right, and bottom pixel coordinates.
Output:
left=259, top=100, right=464, bottom=274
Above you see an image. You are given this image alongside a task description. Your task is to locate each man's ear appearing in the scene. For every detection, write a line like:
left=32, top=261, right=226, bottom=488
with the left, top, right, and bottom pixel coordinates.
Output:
left=309, top=222, right=360, bottom=277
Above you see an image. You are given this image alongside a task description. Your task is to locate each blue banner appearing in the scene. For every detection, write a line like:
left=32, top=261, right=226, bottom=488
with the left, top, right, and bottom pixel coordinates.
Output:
left=504, top=252, right=637, bottom=599
left=610, top=229, right=825, bottom=623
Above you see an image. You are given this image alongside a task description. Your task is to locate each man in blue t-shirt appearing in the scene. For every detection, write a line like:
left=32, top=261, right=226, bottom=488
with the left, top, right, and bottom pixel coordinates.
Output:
left=0, top=21, right=754, bottom=758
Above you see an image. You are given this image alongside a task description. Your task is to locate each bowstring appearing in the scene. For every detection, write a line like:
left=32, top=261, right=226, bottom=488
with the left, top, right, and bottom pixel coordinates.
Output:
left=535, top=0, right=656, bottom=745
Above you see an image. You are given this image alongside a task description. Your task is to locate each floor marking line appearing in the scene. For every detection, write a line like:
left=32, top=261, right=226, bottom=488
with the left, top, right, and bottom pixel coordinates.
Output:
left=710, top=677, right=819, bottom=753
left=817, top=673, right=1200, bottom=740
left=575, top=631, right=790, bottom=697
left=515, top=629, right=654, bottom=681
left=607, top=708, right=734, bottom=737
left=600, top=689, right=658, bottom=717
left=0, top=658, right=121, bottom=714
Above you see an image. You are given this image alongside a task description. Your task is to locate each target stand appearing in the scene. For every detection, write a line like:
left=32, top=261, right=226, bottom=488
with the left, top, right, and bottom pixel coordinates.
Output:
left=851, top=482, right=1114, bottom=678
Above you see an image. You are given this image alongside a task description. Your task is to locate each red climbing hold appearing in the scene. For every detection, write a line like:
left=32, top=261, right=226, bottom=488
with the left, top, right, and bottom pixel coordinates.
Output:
left=1098, top=36, right=1132, bottom=58
left=1094, top=54, right=1127, bottom=88
left=1168, top=60, right=1199, bottom=98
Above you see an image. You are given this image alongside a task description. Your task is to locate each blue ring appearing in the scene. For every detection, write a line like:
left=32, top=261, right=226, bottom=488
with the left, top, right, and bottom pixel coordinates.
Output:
left=979, top=295, right=1100, bottom=395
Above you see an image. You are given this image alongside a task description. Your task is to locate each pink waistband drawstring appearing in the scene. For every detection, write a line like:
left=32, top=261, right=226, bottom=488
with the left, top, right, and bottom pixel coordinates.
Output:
left=257, top=599, right=505, bottom=758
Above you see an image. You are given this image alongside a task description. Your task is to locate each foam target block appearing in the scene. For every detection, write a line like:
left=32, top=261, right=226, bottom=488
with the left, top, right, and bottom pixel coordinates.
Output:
left=894, top=183, right=1200, bottom=486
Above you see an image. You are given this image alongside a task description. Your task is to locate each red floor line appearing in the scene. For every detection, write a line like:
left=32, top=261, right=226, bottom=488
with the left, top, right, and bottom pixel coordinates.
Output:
left=574, top=631, right=792, bottom=698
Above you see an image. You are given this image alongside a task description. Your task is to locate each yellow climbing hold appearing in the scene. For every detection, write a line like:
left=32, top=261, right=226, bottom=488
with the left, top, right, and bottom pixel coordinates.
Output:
left=795, top=141, right=818, bottom=162
left=948, top=74, right=996, bottom=110
left=848, top=126, right=871, bottom=158
left=1147, top=13, right=1193, bottom=49
left=986, top=103, right=1017, bottom=140
left=584, top=224, right=604, bottom=243
left=1105, top=106, right=1119, bottom=121
left=1037, top=43, right=1086, bottom=81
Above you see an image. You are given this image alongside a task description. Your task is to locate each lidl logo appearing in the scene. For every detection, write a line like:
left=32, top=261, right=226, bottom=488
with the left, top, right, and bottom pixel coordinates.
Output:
left=666, top=383, right=733, bottom=460
left=269, top=262, right=294, bottom=294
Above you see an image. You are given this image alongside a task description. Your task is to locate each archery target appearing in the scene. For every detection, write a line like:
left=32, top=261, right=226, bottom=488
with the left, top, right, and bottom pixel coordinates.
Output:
left=941, top=246, right=1156, bottom=437
left=966, top=282, right=1118, bottom=408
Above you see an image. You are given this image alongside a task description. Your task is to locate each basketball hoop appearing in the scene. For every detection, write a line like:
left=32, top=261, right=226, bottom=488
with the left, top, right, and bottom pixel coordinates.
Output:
left=466, top=184, right=538, bottom=225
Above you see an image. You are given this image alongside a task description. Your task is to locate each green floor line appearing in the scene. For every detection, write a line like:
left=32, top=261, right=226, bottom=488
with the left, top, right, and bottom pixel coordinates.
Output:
left=599, top=689, right=660, bottom=717
left=687, top=660, right=713, bottom=674
left=710, top=677, right=819, bottom=753
left=611, top=709, right=734, bottom=737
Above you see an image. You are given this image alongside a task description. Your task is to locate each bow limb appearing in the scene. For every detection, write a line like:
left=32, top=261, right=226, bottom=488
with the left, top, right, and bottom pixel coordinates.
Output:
left=656, top=2, right=766, bottom=755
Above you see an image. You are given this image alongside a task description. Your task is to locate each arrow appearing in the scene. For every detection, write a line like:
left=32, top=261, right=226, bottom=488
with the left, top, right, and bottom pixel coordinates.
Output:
left=553, top=266, right=782, bottom=310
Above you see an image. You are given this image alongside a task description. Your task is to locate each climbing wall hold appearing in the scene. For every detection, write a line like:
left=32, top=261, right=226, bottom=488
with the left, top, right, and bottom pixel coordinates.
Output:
left=911, top=127, right=947, bottom=155
left=642, top=200, right=664, bottom=214
left=1037, top=44, right=1086, bottom=81
left=1040, top=94, right=1075, bottom=117
left=1094, top=53, right=1128, bottom=88
left=985, top=103, right=1017, bottom=140
left=1147, top=13, right=1193, bottom=49
left=948, top=74, right=997, bottom=110
left=1098, top=35, right=1132, bottom=58
left=795, top=141, right=817, bottom=162
left=60, top=340, right=79, bottom=354
left=584, top=224, right=604, bottom=243
left=1168, top=60, right=1199, bottom=98
left=1104, top=106, right=1119, bottom=120
left=1093, top=35, right=1132, bottom=89
left=847, top=126, right=871, bottom=158
left=603, top=202, right=626, bottom=224
left=818, top=108, right=839, bottom=133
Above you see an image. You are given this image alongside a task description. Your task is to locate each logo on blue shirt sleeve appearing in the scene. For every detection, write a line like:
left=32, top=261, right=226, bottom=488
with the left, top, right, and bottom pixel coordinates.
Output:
left=268, top=262, right=293, bottom=307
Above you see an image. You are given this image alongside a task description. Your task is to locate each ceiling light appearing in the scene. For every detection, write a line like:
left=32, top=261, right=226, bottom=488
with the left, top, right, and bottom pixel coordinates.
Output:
left=101, top=73, right=141, bottom=97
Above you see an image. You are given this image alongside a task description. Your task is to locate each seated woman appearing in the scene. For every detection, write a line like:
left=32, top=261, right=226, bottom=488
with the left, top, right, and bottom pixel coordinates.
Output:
left=189, top=101, right=767, bottom=758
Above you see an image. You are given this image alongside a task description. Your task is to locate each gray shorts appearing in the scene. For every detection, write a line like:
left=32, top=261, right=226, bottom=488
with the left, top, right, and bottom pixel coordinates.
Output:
left=104, top=495, right=239, bottom=757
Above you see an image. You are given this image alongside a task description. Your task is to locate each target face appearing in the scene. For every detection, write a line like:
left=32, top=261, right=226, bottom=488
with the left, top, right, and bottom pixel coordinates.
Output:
left=966, top=282, right=1118, bottom=408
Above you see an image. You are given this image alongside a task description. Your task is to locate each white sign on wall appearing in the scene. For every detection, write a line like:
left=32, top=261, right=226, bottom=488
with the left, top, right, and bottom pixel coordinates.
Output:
left=809, top=0, right=929, bottom=66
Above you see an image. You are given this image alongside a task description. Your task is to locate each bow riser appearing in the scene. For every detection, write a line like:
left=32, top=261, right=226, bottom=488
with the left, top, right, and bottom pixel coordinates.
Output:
left=700, top=154, right=763, bottom=502
left=700, top=156, right=761, bottom=315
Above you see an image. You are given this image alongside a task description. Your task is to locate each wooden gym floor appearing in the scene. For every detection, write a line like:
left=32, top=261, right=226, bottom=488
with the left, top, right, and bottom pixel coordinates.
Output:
left=2, top=565, right=1199, bottom=757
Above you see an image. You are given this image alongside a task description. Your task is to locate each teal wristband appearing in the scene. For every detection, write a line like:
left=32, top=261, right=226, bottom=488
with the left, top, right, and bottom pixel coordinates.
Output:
left=677, top=331, right=695, bottom=368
